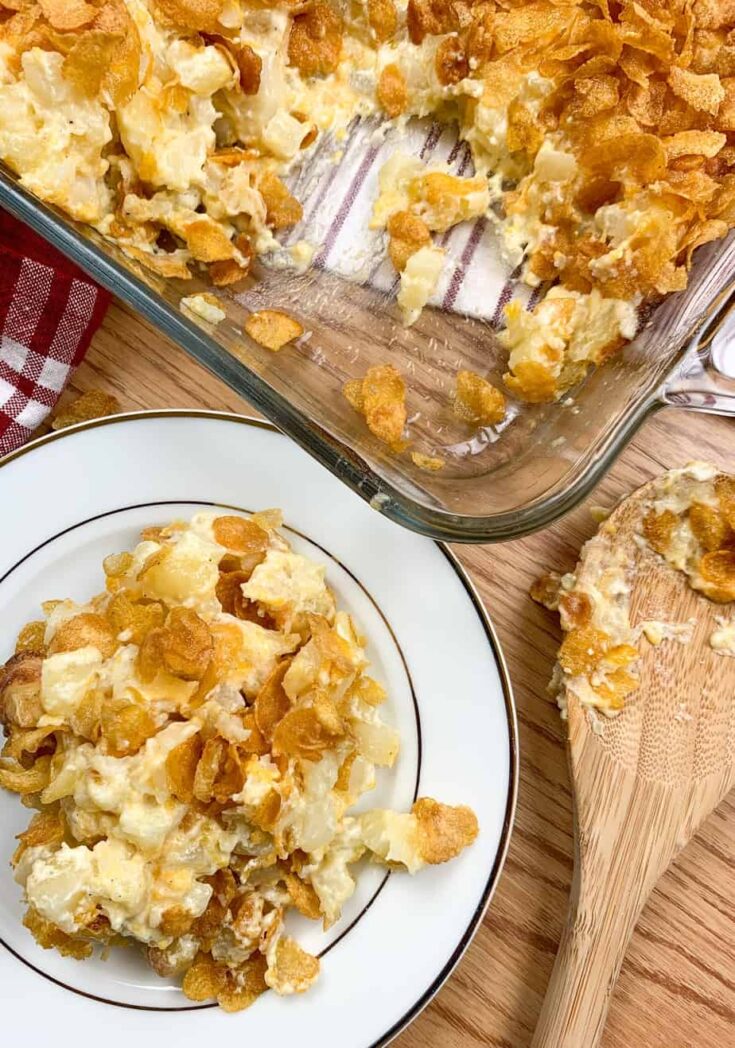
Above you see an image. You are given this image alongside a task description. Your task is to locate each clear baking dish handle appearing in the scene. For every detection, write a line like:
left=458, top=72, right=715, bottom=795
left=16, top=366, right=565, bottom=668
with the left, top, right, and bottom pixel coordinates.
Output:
left=659, top=286, right=735, bottom=417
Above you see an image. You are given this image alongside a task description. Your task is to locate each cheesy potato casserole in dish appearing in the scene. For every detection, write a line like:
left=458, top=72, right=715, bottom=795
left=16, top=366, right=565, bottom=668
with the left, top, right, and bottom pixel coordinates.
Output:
left=1, top=0, right=734, bottom=443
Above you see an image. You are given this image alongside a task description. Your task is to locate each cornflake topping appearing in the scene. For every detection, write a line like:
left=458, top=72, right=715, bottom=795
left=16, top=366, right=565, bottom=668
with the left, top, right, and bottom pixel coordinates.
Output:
left=245, top=309, right=304, bottom=351
left=343, top=364, right=407, bottom=449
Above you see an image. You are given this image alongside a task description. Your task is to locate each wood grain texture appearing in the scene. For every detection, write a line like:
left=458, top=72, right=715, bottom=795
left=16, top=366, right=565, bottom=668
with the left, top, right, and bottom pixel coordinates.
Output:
left=54, top=299, right=735, bottom=1048
left=531, top=484, right=735, bottom=1048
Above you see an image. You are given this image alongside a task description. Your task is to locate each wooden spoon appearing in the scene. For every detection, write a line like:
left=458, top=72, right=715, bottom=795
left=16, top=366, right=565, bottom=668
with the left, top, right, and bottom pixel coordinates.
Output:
left=532, top=477, right=735, bottom=1048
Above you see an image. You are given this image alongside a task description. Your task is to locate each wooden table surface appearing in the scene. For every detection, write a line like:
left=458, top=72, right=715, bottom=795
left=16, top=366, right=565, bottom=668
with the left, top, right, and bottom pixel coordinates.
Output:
left=56, top=299, right=734, bottom=1048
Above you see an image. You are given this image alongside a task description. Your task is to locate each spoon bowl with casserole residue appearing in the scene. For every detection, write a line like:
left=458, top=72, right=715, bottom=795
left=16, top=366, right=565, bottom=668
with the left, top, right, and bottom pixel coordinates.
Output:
left=532, top=467, right=735, bottom=1048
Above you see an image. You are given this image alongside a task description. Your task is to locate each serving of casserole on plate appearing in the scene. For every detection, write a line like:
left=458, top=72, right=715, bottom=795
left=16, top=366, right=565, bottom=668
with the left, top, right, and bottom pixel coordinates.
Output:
left=1, top=0, right=735, bottom=541
left=3, top=507, right=480, bottom=1012
left=0, top=412, right=517, bottom=1045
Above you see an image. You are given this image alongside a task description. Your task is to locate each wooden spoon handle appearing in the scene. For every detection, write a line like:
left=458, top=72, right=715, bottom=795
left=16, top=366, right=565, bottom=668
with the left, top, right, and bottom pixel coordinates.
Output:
left=531, top=860, right=647, bottom=1048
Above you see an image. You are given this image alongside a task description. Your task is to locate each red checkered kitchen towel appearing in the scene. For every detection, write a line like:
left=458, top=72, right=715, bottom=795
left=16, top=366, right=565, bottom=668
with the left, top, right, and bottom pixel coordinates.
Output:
left=0, top=209, right=110, bottom=456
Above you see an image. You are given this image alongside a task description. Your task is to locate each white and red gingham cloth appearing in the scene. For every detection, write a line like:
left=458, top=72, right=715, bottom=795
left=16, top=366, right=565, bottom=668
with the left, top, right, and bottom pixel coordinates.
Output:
left=0, top=209, right=110, bottom=456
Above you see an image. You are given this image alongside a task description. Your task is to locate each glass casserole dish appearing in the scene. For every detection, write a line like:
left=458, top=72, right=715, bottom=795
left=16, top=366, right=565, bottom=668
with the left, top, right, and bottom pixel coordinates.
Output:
left=2, top=162, right=734, bottom=543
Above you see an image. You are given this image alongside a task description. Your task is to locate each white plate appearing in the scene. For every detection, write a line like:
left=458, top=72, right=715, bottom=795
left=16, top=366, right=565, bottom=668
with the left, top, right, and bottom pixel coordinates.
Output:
left=0, top=411, right=517, bottom=1048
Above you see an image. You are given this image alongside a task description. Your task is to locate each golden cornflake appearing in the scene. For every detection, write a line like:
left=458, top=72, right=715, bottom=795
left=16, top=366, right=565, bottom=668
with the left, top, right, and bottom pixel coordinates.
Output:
left=159, top=905, right=195, bottom=938
left=63, top=1, right=141, bottom=108
left=235, top=43, right=262, bottom=95
left=664, top=131, right=727, bottom=161
left=3, top=724, right=59, bottom=762
left=101, top=698, right=157, bottom=757
left=124, top=246, right=192, bottom=280
left=153, top=0, right=227, bottom=33
left=406, top=0, right=456, bottom=44
left=245, top=310, right=304, bottom=352
left=689, top=501, right=730, bottom=551
left=435, top=36, right=468, bottom=87
left=193, top=736, right=226, bottom=802
left=377, top=63, right=407, bottom=118
left=70, top=689, right=102, bottom=741
left=212, top=515, right=269, bottom=557
left=12, top=809, right=65, bottom=867
left=166, top=734, right=203, bottom=803
left=159, top=608, right=213, bottom=680
left=265, top=936, right=320, bottom=994
left=558, top=626, right=610, bottom=677
left=558, top=591, right=593, bottom=630
left=698, top=548, right=735, bottom=602
left=288, top=2, right=343, bottom=77
left=453, top=370, right=506, bottom=427
left=591, top=667, right=638, bottom=710
left=251, top=508, right=283, bottom=532
left=367, top=0, right=397, bottom=42
left=413, top=798, right=479, bottom=865
left=283, top=870, right=322, bottom=920
left=14, top=621, right=46, bottom=654
left=103, top=551, right=133, bottom=580
left=48, top=613, right=117, bottom=659
left=218, top=954, right=269, bottom=1012
left=410, top=451, right=445, bottom=472
left=350, top=675, right=386, bottom=706
left=105, top=593, right=165, bottom=646
left=24, top=906, right=93, bottom=960
left=387, top=210, right=431, bottom=272
left=668, top=65, right=725, bottom=115
left=38, top=0, right=96, bottom=31
left=254, top=660, right=292, bottom=741
left=184, top=219, right=234, bottom=263
left=529, top=572, right=563, bottom=612
left=715, top=475, right=735, bottom=529
left=209, top=256, right=250, bottom=287
left=258, top=172, right=303, bottom=230
left=0, top=651, right=43, bottom=729
left=344, top=364, right=407, bottom=448
left=182, top=952, right=227, bottom=1002
left=215, top=571, right=271, bottom=622
left=504, top=360, right=559, bottom=405
left=642, top=509, right=677, bottom=555
left=0, top=754, right=51, bottom=794
left=51, top=390, right=121, bottom=431
left=272, top=706, right=340, bottom=761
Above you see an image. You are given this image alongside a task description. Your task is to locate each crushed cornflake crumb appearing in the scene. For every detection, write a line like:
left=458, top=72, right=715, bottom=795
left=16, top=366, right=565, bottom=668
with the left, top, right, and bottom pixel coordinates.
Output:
left=50, top=390, right=121, bottom=431
left=410, top=451, right=445, bottom=472
left=245, top=310, right=304, bottom=352
left=344, top=364, right=406, bottom=448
